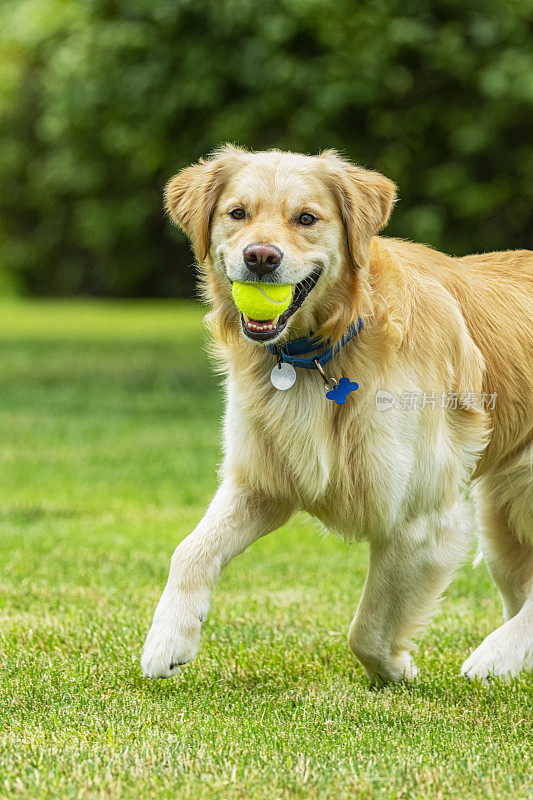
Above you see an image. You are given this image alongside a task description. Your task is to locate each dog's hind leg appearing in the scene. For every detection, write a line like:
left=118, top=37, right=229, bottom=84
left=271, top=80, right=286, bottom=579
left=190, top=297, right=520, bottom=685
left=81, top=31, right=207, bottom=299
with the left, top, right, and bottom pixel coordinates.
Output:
left=462, top=451, right=533, bottom=680
left=475, top=482, right=533, bottom=621
left=348, top=503, right=471, bottom=684
left=141, top=476, right=292, bottom=679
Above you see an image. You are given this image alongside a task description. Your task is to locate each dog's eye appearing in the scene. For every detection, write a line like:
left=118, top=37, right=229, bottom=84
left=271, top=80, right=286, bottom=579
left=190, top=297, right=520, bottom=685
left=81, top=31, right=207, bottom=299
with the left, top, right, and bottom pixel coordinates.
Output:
left=229, top=208, right=245, bottom=220
left=298, top=212, right=316, bottom=226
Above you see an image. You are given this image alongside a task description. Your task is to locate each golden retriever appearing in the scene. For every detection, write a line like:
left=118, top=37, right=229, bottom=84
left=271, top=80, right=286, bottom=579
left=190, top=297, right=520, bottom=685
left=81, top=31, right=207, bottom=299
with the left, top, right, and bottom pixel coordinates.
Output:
left=142, top=146, right=533, bottom=683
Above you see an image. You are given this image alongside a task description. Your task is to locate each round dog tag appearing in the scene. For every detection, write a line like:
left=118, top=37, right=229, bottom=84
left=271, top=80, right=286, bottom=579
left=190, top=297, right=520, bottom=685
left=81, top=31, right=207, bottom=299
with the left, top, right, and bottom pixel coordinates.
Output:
left=270, top=362, right=296, bottom=390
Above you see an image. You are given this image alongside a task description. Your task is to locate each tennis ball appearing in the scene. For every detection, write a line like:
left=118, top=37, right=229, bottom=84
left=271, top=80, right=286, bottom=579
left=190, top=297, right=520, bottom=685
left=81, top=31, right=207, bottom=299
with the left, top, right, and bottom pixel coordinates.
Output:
left=232, top=281, right=293, bottom=320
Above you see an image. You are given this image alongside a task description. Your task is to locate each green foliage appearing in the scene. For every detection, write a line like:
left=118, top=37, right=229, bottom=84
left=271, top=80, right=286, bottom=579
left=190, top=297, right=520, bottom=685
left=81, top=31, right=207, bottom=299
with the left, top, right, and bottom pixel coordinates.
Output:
left=0, top=0, right=532, bottom=296
left=0, top=301, right=531, bottom=799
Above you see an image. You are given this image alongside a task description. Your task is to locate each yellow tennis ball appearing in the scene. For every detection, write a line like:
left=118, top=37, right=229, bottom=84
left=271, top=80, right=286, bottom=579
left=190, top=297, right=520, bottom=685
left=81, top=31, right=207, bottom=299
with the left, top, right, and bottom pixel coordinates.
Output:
left=231, top=281, right=293, bottom=320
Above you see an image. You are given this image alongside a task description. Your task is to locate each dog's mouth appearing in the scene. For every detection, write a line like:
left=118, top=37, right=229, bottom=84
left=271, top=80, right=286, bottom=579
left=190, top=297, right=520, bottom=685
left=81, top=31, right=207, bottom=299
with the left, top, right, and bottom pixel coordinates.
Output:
left=240, top=269, right=322, bottom=342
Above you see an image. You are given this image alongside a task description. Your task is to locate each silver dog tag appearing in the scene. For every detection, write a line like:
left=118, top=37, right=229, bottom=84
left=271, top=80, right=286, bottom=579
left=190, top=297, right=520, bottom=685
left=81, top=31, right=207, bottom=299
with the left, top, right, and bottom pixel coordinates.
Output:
left=270, top=362, right=296, bottom=390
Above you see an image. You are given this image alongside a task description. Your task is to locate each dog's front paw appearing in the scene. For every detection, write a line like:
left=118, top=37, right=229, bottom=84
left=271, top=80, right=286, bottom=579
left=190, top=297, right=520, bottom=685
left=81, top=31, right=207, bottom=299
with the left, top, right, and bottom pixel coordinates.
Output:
left=461, top=621, right=531, bottom=683
left=141, top=593, right=206, bottom=679
left=141, top=616, right=200, bottom=679
left=367, top=652, right=418, bottom=685
left=351, top=639, right=418, bottom=685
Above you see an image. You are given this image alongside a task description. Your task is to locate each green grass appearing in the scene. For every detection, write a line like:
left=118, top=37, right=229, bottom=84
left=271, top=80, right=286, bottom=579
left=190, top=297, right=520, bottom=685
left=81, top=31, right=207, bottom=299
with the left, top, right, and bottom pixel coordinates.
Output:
left=0, top=300, right=531, bottom=800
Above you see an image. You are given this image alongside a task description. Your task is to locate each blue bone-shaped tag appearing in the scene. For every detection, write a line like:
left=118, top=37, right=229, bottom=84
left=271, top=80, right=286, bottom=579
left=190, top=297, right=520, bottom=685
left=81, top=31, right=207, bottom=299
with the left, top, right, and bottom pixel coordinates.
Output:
left=326, top=376, right=359, bottom=405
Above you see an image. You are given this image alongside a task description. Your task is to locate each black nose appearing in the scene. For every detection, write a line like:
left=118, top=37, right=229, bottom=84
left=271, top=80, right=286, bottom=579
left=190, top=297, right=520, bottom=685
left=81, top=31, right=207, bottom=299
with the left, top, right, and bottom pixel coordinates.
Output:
left=243, top=243, right=283, bottom=277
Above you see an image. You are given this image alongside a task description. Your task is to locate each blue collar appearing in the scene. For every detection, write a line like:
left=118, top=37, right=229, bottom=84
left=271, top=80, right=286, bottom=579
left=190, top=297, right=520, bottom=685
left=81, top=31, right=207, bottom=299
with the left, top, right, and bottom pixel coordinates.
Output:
left=268, top=318, right=363, bottom=370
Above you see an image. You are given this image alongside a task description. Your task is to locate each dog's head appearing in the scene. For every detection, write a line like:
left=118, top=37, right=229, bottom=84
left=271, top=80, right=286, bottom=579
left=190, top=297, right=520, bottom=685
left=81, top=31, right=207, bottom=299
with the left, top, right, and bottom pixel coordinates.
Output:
left=166, top=146, right=396, bottom=344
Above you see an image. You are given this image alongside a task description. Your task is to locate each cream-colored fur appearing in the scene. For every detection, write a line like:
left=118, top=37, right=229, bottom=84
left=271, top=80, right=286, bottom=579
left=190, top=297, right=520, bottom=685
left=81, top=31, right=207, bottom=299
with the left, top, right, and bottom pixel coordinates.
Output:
left=142, top=147, right=533, bottom=683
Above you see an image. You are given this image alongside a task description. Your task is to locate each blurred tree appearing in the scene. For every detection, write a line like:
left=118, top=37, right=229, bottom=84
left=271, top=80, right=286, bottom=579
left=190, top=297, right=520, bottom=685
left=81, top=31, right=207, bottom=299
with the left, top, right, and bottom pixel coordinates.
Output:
left=0, top=0, right=532, bottom=296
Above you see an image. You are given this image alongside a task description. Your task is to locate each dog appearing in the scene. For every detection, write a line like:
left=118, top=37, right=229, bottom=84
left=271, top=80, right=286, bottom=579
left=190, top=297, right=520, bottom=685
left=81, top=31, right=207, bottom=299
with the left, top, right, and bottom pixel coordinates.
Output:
left=141, top=146, right=533, bottom=683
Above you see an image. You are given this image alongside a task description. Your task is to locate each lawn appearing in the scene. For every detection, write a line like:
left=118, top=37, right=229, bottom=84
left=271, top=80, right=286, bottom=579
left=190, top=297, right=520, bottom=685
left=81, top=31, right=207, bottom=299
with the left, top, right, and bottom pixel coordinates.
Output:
left=0, top=301, right=530, bottom=800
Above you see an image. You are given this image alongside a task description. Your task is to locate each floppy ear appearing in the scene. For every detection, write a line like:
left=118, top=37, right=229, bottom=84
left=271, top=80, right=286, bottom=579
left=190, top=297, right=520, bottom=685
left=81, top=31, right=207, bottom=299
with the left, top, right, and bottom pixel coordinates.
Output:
left=320, top=150, right=397, bottom=270
left=165, top=145, right=248, bottom=261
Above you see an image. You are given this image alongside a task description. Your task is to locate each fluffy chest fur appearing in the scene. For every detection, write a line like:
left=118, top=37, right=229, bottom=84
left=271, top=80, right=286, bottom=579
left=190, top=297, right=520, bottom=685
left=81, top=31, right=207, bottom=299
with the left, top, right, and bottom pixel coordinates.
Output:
left=221, top=332, right=482, bottom=543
